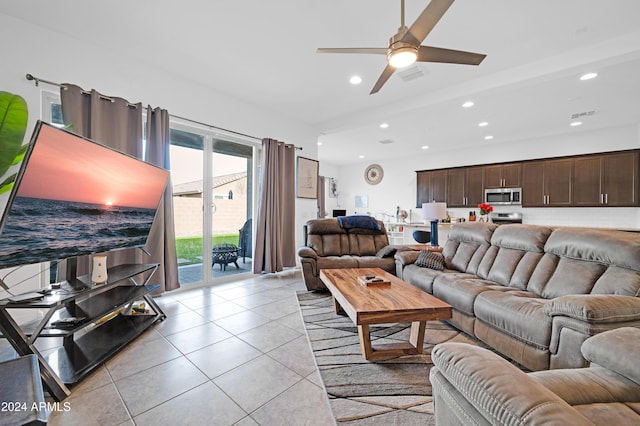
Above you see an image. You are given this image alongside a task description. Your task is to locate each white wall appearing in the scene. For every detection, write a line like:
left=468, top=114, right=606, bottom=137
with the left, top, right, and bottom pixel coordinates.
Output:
left=332, top=124, right=640, bottom=229
left=0, top=13, right=319, bottom=284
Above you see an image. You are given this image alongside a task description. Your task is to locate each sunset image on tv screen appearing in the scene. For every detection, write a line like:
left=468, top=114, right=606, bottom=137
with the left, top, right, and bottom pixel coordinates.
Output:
left=0, top=122, right=169, bottom=268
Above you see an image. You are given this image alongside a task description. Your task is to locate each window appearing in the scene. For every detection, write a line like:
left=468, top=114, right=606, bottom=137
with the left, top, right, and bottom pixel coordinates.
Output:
left=43, top=93, right=258, bottom=286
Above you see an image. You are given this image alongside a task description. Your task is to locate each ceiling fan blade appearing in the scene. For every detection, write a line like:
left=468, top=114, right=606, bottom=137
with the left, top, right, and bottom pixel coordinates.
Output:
left=417, top=45, right=486, bottom=65
left=403, top=0, right=455, bottom=45
left=370, top=64, right=396, bottom=94
left=317, top=48, right=387, bottom=55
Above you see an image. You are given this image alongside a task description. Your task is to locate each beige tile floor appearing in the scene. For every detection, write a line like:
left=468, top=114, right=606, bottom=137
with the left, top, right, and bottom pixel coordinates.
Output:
left=45, top=269, right=335, bottom=425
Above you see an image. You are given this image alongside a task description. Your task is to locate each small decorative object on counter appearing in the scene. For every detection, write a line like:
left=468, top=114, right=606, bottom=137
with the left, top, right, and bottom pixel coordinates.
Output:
left=91, top=255, right=108, bottom=285
left=469, top=211, right=476, bottom=221
left=478, top=203, right=493, bottom=222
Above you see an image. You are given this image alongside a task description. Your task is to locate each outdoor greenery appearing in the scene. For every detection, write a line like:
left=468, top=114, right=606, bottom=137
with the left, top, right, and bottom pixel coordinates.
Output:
left=176, top=234, right=239, bottom=264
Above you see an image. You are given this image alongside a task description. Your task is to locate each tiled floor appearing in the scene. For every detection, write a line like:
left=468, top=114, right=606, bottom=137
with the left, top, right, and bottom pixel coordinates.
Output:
left=44, top=269, right=335, bottom=425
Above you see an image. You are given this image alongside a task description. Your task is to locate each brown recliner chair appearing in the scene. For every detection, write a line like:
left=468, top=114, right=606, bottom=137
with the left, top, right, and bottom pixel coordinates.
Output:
left=297, top=218, right=397, bottom=290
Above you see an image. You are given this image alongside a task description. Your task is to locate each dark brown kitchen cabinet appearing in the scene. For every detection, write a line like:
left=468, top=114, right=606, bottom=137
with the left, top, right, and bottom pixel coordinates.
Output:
left=522, top=158, right=573, bottom=207
left=447, top=166, right=484, bottom=207
left=574, top=151, right=639, bottom=206
left=416, top=170, right=447, bottom=207
left=484, top=163, right=522, bottom=188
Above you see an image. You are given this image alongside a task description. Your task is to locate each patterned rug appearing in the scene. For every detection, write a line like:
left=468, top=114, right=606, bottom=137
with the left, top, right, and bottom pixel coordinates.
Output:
left=297, top=291, right=485, bottom=425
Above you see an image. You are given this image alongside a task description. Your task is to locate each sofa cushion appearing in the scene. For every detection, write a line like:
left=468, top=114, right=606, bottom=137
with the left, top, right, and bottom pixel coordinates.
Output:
left=474, top=290, right=552, bottom=349
left=415, top=250, right=444, bottom=270
left=545, top=227, right=640, bottom=273
left=581, top=327, right=640, bottom=385
left=401, top=264, right=443, bottom=294
left=347, top=233, right=388, bottom=256
left=485, top=224, right=551, bottom=289
left=490, top=224, right=552, bottom=253
left=433, top=276, right=513, bottom=316
left=541, top=257, right=607, bottom=299
left=316, top=255, right=359, bottom=270
left=443, top=223, right=496, bottom=276
left=356, top=255, right=395, bottom=273
left=591, top=266, right=640, bottom=296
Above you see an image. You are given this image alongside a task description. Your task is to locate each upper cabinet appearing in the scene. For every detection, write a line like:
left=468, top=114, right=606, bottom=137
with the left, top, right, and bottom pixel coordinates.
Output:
left=522, top=158, right=573, bottom=207
left=573, top=151, right=639, bottom=207
left=447, top=166, right=484, bottom=207
left=417, top=149, right=638, bottom=209
left=416, top=170, right=447, bottom=207
left=483, top=163, right=522, bottom=188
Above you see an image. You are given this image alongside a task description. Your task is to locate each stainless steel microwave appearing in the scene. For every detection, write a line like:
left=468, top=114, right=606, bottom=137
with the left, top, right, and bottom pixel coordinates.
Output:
left=484, top=187, right=522, bottom=205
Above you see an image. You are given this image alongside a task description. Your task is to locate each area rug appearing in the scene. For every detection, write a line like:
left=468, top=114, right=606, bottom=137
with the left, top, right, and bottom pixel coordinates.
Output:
left=297, top=291, right=487, bottom=425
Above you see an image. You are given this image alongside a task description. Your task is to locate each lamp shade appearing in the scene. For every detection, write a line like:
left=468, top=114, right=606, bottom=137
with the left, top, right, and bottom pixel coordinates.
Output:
left=422, top=202, right=447, bottom=220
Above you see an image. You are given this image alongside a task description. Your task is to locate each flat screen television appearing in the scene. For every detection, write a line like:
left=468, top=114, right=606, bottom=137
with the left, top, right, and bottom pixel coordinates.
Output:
left=0, top=121, right=169, bottom=270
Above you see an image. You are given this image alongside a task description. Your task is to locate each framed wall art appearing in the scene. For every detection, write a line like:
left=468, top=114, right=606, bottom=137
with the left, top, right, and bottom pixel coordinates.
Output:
left=296, top=156, right=319, bottom=199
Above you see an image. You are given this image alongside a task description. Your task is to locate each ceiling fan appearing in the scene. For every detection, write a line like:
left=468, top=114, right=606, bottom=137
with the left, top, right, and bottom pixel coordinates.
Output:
left=317, top=0, right=486, bottom=94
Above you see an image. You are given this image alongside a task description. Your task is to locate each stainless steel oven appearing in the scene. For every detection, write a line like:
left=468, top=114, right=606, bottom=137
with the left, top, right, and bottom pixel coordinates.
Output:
left=484, top=187, right=522, bottom=205
left=490, top=212, right=523, bottom=224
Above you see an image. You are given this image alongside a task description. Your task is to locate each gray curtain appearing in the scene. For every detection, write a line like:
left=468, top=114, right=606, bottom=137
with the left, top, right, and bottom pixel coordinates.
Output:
left=318, top=176, right=326, bottom=218
left=59, top=84, right=143, bottom=276
left=253, top=139, right=296, bottom=273
left=144, top=107, right=179, bottom=293
left=59, top=85, right=178, bottom=292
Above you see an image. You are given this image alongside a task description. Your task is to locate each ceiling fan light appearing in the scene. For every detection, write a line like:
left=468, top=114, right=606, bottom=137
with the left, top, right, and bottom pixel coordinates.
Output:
left=388, top=48, right=417, bottom=68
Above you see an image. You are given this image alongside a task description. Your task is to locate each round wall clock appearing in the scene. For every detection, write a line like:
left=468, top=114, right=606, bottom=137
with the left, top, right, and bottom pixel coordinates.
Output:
left=364, top=164, right=384, bottom=185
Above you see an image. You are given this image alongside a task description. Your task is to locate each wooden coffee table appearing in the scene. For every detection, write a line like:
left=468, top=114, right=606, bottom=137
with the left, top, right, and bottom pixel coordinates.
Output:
left=319, top=268, right=452, bottom=361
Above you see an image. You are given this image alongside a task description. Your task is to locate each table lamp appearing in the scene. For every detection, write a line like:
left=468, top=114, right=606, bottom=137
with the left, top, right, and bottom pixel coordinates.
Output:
left=422, top=202, right=447, bottom=247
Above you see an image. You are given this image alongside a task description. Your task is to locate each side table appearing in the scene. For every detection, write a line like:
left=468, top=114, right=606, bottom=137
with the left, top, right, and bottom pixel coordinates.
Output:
left=401, top=244, right=443, bottom=253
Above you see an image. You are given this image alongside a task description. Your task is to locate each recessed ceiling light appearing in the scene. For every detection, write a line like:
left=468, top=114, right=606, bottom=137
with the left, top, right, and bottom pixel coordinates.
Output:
left=421, top=145, right=429, bottom=150
left=570, top=121, right=583, bottom=127
left=462, top=101, right=474, bottom=108
left=484, top=135, right=494, bottom=140
left=579, top=72, right=598, bottom=81
left=478, top=121, right=489, bottom=127
left=358, top=155, right=365, bottom=159
left=379, top=123, right=389, bottom=129
left=317, top=141, right=323, bottom=146
left=349, top=75, right=363, bottom=85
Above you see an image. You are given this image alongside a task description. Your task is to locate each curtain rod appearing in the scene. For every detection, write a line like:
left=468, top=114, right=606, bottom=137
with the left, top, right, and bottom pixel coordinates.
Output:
left=25, top=73, right=302, bottom=150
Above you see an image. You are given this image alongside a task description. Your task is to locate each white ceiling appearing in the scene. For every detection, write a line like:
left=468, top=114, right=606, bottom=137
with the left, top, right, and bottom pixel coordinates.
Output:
left=2, top=0, right=640, bottom=165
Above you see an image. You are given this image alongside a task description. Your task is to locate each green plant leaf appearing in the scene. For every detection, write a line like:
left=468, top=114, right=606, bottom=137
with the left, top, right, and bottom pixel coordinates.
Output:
left=0, top=91, right=29, bottom=180
left=0, top=172, right=17, bottom=194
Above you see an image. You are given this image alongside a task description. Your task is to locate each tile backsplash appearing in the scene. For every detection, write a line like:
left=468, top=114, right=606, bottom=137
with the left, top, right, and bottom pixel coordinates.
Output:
left=446, top=206, right=639, bottom=230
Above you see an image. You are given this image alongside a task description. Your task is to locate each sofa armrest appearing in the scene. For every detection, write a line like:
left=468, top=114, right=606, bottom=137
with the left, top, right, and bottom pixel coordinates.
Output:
left=581, top=327, right=640, bottom=385
left=394, top=249, right=419, bottom=265
left=297, top=246, right=318, bottom=259
left=544, top=294, right=640, bottom=323
left=431, top=342, right=592, bottom=425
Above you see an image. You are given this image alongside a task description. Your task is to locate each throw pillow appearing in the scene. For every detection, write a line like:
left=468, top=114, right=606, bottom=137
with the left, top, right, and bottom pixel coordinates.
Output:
left=415, top=250, right=444, bottom=270
left=376, top=246, right=397, bottom=258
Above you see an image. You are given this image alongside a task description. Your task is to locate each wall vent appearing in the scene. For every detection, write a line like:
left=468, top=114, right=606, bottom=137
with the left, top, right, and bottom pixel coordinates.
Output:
left=398, top=65, right=425, bottom=82
left=570, top=110, right=596, bottom=120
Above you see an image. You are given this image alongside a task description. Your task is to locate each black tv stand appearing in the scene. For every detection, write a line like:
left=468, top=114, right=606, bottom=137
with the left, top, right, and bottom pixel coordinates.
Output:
left=0, top=263, right=165, bottom=401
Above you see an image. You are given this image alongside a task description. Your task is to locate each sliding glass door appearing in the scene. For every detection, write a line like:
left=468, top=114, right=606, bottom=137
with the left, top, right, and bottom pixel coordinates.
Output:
left=170, top=125, right=255, bottom=285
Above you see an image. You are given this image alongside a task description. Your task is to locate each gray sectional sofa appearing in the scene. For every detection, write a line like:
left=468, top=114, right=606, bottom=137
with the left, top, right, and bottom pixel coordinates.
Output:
left=297, top=218, right=397, bottom=291
left=395, top=222, right=640, bottom=371
left=430, top=327, right=640, bottom=425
